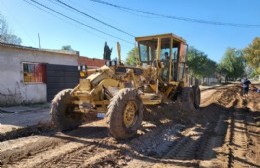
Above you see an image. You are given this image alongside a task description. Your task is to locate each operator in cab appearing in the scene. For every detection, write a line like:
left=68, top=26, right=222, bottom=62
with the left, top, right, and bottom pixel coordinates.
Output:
left=161, top=52, right=170, bottom=81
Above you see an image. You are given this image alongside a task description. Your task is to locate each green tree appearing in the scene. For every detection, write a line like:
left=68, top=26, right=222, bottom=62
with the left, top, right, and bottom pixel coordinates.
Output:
left=243, top=37, right=260, bottom=75
left=103, top=42, right=112, bottom=60
left=126, top=47, right=138, bottom=66
left=0, top=14, right=22, bottom=45
left=218, top=48, right=245, bottom=82
left=187, top=46, right=217, bottom=85
left=187, top=47, right=206, bottom=78
left=187, top=46, right=216, bottom=79
left=61, top=45, right=73, bottom=50
left=202, top=59, right=217, bottom=78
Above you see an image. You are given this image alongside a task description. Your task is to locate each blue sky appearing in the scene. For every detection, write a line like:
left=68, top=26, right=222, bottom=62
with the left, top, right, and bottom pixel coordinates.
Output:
left=0, top=0, right=259, bottom=63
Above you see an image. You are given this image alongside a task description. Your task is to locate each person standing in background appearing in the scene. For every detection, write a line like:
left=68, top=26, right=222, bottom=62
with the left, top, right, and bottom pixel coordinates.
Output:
left=241, top=77, right=251, bottom=97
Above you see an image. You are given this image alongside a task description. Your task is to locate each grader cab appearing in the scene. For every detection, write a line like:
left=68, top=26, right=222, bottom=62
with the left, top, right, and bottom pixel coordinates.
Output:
left=51, top=33, right=200, bottom=139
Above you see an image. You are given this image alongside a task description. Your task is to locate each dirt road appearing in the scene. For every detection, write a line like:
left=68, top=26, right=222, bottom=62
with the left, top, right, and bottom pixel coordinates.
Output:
left=0, top=85, right=259, bottom=168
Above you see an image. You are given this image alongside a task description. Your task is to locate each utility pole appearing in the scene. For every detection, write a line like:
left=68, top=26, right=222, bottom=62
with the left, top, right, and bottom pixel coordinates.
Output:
left=38, top=33, right=41, bottom=48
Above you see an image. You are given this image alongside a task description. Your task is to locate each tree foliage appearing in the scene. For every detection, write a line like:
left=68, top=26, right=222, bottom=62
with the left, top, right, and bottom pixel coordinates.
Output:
left=243, top=37, right=260, bottom=75
left=0, top=14, right=22, bottom=45
left=202, top=59, right=217, bottom=77
left=218, top=48, right=245, bottom=81
left=126, top=47, right=138, bottom=66
left=187, top=46, right=217, bottom=79
left=61, top=45, right=73, bottom=51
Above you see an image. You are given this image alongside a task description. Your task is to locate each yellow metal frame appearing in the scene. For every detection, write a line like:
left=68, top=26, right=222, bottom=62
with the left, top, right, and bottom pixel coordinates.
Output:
left=72, top=33, right=188, bottom=115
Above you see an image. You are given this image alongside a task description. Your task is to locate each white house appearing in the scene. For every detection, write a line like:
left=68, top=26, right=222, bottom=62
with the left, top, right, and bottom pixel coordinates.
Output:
left=0, top=42, right=79, bottom=106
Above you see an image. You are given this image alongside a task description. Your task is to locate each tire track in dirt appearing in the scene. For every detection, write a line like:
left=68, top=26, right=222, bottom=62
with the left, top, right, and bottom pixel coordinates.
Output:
left=130, top=123, right=185, bottom=157
left=34, top=138, right=118, bottom=168
left=150, top=87, right=235, bottom=168
left=0, top=123, right=108, bottom=168
left=126, top=85, right=239, bottom=168
left=220, top=90, right=260, bottom=168
left=162, top=114, right=228, bottom=167
left=231, top=112, right=249, bottom=168
left=0, top=136, right=66, bottom=167
left=227, top=110, right=259, bottom=167
left=126, top=113, right=228, bottom=168
left=245, top=115, right=260, bottom=167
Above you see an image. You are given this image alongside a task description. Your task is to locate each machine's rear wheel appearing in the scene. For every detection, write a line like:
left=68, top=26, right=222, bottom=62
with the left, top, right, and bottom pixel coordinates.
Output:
left=193, top=85, right=201, bottom=109
left=178, top=87, right=196, bottom=112
left=51, top=89, right=83, bottom=131
left=106, top=88, right=144, bottom=139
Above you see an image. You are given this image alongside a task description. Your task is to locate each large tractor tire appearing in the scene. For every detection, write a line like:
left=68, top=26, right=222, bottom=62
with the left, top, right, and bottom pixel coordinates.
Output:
left=106, top=88, right=144, bottom=139
left=178, top=87, right=196, bottom=112
left=192, top=85, right=201, bottom=109
left=51, top=89, right=84, bottom=131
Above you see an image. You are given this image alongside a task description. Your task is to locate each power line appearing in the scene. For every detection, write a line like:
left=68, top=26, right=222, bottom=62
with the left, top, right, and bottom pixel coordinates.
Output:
left=24, top=0, right=134, bottom=44
left=46, top=0, right=75, bottom=12
left=23, top=0, right=129, bottom=47
left=25, top=0, right=106, bottom=39
left=23, top=0, right=74, bottom=27
left=54, top=0, right=135, bottom=37
left=23, top=0, right=105, bottom=44
left=90, top=0, right=260, bottom=28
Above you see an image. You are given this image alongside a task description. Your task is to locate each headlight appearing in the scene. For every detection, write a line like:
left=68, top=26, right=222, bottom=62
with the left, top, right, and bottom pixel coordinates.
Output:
left=78, top=65, right=87, bottom=71
left=82, top=65, right=86, bottom=71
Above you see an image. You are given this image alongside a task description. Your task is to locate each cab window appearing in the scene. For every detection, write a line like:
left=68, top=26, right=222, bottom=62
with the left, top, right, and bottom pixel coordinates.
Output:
left=139, top=44, right=148, bottom=62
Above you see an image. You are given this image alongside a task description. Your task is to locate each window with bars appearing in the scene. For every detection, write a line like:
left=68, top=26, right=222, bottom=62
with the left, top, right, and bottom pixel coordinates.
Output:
left=23, top=63, right=46, bottom=83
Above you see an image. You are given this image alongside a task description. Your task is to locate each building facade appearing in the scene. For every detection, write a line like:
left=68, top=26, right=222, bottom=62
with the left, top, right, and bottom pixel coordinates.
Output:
left=0, top=42, right=79, bottom=106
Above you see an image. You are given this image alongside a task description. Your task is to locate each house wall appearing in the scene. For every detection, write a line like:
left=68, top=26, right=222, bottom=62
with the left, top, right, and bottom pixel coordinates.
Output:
left=0, top=45, right=78, bottom=106
left=78, top=56, right=106, bottom=68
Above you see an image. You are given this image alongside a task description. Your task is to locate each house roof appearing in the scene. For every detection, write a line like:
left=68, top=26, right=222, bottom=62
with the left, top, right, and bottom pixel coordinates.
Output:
left=0, top=42, right=79, bottom=56
left=78, top=56, right=106, bottom=68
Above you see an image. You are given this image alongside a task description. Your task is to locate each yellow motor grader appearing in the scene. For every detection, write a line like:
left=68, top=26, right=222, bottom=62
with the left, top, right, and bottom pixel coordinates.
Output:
left=51, top=33, right=200, bottom=139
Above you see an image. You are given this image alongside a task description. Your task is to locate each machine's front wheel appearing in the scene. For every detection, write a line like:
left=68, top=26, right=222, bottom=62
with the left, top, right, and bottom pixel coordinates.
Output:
left=106, top=88, right=144, bottom=139
left=51, top=89, right=83, bottom=131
